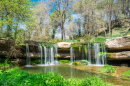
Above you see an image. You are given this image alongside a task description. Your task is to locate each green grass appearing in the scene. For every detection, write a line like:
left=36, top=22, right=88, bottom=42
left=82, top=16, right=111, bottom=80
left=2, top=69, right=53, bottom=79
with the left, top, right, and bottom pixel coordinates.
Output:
left=121, top=70, right=130, bottom=80
left=0, top=67, right=112, bottom=86
left=99, top=65, right=116, bottom=73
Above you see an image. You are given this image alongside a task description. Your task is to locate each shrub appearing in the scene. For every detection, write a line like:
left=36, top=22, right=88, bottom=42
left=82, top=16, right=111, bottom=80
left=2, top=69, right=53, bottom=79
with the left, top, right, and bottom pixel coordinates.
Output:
left=0, top=67, right=112, bottom=86
left=59, top=60, right=70, bottom=64
left=99, top=65, right=116, bottom=73
left=121, top=70, right=130, bottom=79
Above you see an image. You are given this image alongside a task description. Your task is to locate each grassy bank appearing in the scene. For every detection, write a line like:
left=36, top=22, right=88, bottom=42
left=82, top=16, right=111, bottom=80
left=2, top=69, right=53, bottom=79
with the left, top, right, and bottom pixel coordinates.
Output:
left=0, top=67, right=112, bottom=86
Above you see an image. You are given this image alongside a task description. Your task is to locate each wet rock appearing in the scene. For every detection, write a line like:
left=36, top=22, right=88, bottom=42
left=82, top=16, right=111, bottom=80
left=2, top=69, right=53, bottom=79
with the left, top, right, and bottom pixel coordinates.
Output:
left=73, top=60, right=88, bottom=65
left=105, top=35, right=130, bottom=51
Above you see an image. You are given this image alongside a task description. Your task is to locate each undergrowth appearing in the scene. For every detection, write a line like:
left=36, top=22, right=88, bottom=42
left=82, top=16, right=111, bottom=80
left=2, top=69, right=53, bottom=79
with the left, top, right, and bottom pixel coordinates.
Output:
left=99, top=65, right=116, bottom=73
left=0, top=67, right=112, bottom=86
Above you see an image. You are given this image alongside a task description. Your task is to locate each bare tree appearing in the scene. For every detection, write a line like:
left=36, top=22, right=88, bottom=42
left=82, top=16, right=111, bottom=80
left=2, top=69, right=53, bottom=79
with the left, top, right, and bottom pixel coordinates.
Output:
left=47, top=0, right=74, bottom=40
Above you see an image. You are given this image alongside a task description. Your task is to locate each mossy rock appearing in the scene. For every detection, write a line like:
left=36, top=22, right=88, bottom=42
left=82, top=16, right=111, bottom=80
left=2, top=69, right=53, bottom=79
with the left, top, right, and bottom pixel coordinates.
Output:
left=72, top=60, right=88, bottom=65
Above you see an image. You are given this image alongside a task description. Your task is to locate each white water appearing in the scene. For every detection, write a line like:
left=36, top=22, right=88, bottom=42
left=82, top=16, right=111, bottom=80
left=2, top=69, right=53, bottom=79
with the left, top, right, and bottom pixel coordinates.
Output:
left=50, top=47, right=54, bottom=65
left=87, top=43, right=91, bottom=64
left=54, top=44, right=58, bottom=61
left=25, top=44, right=33, bottom=67
left=38, top=44, right=43, bottom=64
left=44, top=46, right=47, bottom=65
left=70, top=47, right=73, bottom=64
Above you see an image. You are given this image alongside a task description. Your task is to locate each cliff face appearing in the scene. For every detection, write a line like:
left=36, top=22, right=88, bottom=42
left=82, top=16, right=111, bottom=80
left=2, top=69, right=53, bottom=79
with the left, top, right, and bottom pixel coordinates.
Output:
left=0, top=37, right=15, bottom=57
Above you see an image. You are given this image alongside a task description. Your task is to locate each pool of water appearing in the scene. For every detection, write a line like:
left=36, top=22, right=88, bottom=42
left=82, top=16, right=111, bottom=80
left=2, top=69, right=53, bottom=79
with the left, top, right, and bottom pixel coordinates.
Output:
left=22, top=65, right=130, bottom=86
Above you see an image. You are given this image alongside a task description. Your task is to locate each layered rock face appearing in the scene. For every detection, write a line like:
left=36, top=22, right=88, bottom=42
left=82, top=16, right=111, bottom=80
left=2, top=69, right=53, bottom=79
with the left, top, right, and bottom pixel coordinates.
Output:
left=105, top=35, right=130, bottom=59
left=0, top=37, right=15, bottom=57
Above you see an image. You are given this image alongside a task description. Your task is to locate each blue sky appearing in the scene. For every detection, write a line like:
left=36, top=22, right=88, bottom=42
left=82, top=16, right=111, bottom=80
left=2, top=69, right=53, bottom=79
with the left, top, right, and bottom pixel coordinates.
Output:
left=30, top=0, right=39, bottom=2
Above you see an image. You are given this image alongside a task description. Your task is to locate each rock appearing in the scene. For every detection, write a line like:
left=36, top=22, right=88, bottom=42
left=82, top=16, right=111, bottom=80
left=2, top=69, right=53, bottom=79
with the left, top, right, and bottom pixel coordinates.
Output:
left=0, top=37, right=15, bottom=56
left=116, top=51, right=130, bottom=58
left=108, top=51, right=130, bottom=59
left=24, top=40, right=39, bottom=46
left=105, top=35, right=130, bottom=51
left=57, top=42, right=72, bottom=48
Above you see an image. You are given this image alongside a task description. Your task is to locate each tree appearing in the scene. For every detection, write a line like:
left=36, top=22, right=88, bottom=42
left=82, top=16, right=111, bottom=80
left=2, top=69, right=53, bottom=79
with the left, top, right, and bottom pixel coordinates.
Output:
left=47, top=0, right=73, bottom=40
left=0, top=0, right=32, bottom=38
left=72, top=0, right=97, bottom=36
left=50, top=10, right=59, bottom=39
left=30, top=1, right=49, bottom=42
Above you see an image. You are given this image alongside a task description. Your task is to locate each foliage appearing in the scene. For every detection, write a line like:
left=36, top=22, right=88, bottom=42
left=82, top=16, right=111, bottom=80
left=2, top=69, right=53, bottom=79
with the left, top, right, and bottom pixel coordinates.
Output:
left=0, top=67, right=112, bottom=86
left=99, top=65, right=116, bottom=73
left=59, top=60, right=70, bottom=64
left=121, top=70, right=130, bottom=79
left=31, top=60, right=41, bottom=65
left=0, top=61, right=10, bottom=68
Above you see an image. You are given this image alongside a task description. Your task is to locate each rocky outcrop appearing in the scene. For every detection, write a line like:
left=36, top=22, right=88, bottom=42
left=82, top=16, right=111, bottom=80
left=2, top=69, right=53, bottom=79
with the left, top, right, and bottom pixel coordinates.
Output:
left=57, top=42, right=72, bottom=48
left=105, top=35, right=130, bottom=59
left=116, top=51, right=130, bottom=58
left=0, top=37, right=15, bottom=57
left=105, top=35, right=130, bottom=51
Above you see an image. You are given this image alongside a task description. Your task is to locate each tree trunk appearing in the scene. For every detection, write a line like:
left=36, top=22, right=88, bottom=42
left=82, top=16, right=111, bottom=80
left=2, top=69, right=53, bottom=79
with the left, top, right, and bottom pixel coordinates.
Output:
left=61, top=22, right=64, bottom=40
left=52, top=29, right=55, bottom=39
left=108, top=15, right=112, bottom=37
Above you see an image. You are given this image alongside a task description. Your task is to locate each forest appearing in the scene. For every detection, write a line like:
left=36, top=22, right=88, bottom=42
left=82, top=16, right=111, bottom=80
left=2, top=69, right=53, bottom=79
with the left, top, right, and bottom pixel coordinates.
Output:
left=0, top=0, right=130, bottom=43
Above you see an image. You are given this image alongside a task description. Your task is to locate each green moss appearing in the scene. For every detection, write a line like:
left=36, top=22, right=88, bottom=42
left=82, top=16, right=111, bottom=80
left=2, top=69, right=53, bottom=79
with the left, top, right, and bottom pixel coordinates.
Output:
left=59, top=60, right=70, bottom=64
left=99, top=65, right=116, bottom=73
left=72, top=60, right=88, bottom=66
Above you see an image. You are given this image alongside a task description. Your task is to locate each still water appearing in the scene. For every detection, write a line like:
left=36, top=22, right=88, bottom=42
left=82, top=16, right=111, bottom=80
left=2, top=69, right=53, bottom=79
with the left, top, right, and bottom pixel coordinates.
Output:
left=22, top=65, right=130, bottom=86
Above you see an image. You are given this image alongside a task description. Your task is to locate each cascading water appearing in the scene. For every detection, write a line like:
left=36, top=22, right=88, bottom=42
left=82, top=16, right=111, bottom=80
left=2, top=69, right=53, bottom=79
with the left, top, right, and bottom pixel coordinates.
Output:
left=50, top=47, right=54, bottom=65
left=38, top=44, right=43, bottom=64
left=70, top=46, right=73, bottom=64
left=93, top=43, right=106, bottom=65
left=25, top=44, right=33, bottom=67
left=87, top=43, right=91, bottom=64
left=54, top=44, right=58, bottom=61
left=44, top=46, right=47, bottom=65
left=93, top=43, right=101, bottom=65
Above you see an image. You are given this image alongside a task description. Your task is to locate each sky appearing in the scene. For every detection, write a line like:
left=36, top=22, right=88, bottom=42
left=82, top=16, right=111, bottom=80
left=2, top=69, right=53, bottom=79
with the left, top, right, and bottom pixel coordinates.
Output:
left=30, top=0, right=39, bottom=2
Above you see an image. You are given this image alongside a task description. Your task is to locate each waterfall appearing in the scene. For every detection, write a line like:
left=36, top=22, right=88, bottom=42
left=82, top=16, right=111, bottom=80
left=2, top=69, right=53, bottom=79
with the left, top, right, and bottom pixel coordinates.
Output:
left=93, top=43, right=106, bottom=65
left=26, top=44, right=31, bottom=65
left=50, top=47, right=54, bottom=65
left=70, top=47, right=73, bottom=64
left=44, top=46, right=47, bottom=65
left=87, top=43, right=91, bottom=64
left=38, top=44, right=43, bottom=64
left=54, top=44, right=58, bottom=61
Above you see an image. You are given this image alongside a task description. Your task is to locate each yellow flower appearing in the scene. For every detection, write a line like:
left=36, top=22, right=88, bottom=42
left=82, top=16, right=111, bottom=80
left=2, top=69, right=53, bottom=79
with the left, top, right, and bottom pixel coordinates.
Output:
left=79, top=83, right=80, bottom=84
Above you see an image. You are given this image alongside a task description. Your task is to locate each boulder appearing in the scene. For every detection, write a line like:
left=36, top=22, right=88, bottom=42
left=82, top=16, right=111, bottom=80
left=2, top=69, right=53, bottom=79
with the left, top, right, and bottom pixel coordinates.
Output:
left=57, top=42, right=72, bottom=48
left=105, top=35, right=130, bottom=51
